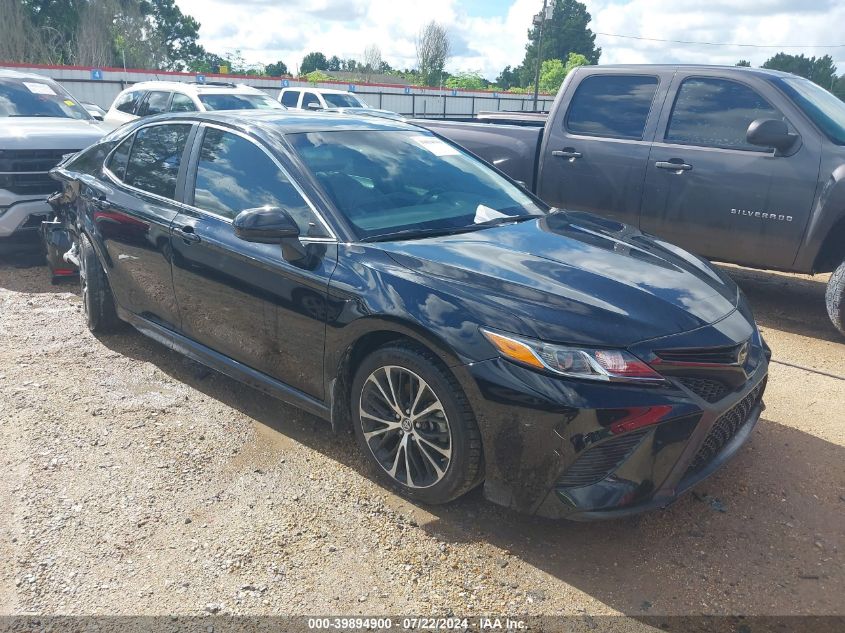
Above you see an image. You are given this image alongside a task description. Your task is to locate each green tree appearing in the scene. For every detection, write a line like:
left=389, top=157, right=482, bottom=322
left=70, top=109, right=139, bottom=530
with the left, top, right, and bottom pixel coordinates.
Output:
left=736, top=60, right=751, bottom=67
left=327, top=55, right=342, bottom=71
left=304, top=70, right=332, bottom=83
left=265, top=60, right=288, bottom=76
left=518, top=0, right=600, bottom=87
left=300, top=51, right=328, bottom=75
left=833, top=75, right=845, bottom=102
left=445, top=71, right=487, bottom=90
left=143, top=0, right=203, bottom=70
left=537, top=53, right=588, bottom=94
left=496, top=65, right=519, bottom=90
left=762, top=53, right=837, bottom=89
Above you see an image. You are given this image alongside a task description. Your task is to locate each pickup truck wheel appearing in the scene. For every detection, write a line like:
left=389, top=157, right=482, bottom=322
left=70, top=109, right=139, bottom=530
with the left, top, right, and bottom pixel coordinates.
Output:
left=351, top=344, right=483, bottom=505
left=79, top=233, right=121, bottom=333
left=827, top=259, right=845, bottom=337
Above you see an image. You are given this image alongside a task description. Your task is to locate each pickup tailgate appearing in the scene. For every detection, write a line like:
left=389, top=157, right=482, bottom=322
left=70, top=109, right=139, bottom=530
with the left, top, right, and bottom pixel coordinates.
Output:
left=412, top=120, right=543, bottom=191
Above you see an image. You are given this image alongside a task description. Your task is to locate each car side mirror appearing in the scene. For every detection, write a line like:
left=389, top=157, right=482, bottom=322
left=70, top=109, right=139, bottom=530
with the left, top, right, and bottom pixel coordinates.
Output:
left=233, top=206, right=308, bottom=262
left=746, top=118, right=797, bottom=153
left=306, top=102, right=322, bottom=110
left=92, top=114, right=104, bottom=121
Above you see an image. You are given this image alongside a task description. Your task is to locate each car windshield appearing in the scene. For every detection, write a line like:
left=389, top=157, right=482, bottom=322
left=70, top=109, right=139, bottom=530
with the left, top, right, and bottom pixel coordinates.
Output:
left=289, top=130, right=546, bottom=240
left=0, top=78, right=90, bottom=119
left=323, top=93, right=365, bottom=108
left=773, top=76, right=845, bottom=145
left=198, top=93, right=284, bottom=111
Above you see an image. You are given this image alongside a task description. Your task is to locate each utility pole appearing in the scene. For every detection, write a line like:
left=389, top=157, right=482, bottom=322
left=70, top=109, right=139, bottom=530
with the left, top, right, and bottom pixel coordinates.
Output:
left=532, top=0, right=554, bottom=111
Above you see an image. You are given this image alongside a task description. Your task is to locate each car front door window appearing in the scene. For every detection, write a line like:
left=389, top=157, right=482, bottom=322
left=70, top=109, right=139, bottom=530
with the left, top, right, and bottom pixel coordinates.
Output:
left=192, top=127, right=329, bottom=237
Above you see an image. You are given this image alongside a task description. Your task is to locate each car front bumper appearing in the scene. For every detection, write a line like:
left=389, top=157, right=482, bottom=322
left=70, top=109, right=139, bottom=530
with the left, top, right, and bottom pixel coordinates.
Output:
left=452, top=310, right=769, bottom=520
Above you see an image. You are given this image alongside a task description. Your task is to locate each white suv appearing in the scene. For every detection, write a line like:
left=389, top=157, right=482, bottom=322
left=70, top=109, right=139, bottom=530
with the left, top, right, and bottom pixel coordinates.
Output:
left=279, top=87, right=370, bottom=110
left=104, top=81, right=284, bottom=126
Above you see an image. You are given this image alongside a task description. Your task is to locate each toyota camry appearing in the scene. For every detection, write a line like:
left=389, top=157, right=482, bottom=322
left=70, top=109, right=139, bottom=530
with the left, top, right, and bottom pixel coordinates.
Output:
left=47, top=111, right=769, bottom=519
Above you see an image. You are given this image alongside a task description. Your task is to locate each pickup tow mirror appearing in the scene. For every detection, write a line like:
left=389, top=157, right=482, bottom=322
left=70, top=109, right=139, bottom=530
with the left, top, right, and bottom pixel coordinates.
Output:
left=746, top=118, right=797, bottom=153
left=306, top=102, right=322, bottom=110
left=233, top=206, right=307, bottom=262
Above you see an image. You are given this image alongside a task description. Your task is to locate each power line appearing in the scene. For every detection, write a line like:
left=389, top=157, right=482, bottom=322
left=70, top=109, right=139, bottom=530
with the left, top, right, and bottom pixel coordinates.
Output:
left=594, top=32, right=845, bottom=49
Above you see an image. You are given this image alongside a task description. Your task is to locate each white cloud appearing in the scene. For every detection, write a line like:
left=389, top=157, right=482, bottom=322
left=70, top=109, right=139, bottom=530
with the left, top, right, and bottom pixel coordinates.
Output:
left=175, top=0, right=845, bottom=81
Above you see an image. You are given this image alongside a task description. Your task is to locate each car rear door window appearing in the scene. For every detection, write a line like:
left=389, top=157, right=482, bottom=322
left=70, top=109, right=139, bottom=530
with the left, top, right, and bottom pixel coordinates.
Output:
left=170, top=92, right=197, bottom=112
left=281, top=90, right=300, bottom=107
left=106, top=136, right=133, bottom=180
left=115, top=90, right=143, bottom=114
left=565, top=75, right=659, bottom=140
left=666, top=78, right=781, bottom=150
left=123, top=124, right=191, bottom=199
left=192, top=127, right=329, bottom=237
left=301, top=92, right=321, bottom=109
left=137, top=91, right=171, bottom=117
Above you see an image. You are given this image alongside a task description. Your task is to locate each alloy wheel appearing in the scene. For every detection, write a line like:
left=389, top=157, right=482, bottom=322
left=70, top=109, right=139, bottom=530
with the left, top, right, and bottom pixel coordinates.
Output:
left=358, top=365, right=453, bottom=489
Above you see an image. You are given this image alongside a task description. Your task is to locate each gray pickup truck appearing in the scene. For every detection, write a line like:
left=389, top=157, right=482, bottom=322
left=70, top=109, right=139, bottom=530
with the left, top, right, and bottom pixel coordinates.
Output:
left=418, top=65, right=845, bottom=336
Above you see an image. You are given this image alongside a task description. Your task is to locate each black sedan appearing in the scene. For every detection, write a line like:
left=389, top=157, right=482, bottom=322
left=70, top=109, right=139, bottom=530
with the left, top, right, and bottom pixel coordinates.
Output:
left=48, top=111, right=769, bottom=519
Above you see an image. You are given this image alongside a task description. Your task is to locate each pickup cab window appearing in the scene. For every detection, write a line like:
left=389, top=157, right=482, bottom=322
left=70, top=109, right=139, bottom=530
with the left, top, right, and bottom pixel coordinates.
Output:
left=565, top=75, right=658, bottom=140
left=666, top=78, right=781, bottom=151
left=280, top=90, right=300, bottom=107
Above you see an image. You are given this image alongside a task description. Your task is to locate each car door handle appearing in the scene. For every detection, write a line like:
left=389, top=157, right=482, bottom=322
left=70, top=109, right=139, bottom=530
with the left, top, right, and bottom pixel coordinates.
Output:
left=552, top=149, right=583, bottom=160
left=656, top=160, right=693, bottom=172
left=174, top=225, right=201, bottom=243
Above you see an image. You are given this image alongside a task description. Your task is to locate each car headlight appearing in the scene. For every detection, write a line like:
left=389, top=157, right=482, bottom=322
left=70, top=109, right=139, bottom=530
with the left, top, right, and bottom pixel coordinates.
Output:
left=481, top=328, right=665, bottom=384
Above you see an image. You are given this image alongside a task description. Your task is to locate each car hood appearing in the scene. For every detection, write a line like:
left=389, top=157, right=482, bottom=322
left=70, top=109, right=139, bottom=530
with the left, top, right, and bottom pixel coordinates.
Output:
left=378, top=212, right=740, bottom=347
left=0, top=117, right=107, bottom=150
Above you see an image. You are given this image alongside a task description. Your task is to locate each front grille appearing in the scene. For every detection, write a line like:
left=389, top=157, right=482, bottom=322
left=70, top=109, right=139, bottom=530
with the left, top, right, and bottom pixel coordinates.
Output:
left=677, top=377, right=729, bottom=403
left=0, top=149, right=74, bottom=196
left=685, top=377, right=767, bottom=476
left=655, top=343, right=745, bottom=365
left=557, top=428, right=649, bottom=488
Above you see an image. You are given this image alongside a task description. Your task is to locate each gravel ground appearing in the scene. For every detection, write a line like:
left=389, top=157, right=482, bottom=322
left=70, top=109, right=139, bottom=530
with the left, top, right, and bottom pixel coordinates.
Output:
left=0, top=257, right=843, bottom=624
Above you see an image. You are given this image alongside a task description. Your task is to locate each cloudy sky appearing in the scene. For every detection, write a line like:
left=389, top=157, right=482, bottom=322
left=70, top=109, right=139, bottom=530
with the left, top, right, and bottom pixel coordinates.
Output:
left=175, top=0, right=845, bottom=80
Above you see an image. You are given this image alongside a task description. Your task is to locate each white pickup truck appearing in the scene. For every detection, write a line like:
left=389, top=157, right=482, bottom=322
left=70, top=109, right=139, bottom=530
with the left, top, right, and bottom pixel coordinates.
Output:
left=0, top=70, right=106, bottom=248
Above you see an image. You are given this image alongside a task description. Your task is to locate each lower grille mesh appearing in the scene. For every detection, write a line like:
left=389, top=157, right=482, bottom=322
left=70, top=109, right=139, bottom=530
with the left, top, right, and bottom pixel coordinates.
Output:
left=686, top=377, right=767, bottom=476
left=557, top=429, right=649, bottom=489
left=677, top=377, right=729, bottom=403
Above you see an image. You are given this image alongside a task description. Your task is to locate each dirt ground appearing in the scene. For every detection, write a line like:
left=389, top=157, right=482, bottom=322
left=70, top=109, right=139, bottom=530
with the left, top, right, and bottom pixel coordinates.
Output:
left=0, top=255, right=843, bottom=624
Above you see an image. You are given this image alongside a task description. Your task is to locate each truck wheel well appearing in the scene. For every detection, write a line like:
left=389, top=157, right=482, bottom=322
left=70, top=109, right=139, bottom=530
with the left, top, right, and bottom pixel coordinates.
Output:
left=814, top=216, right=845, bottom=273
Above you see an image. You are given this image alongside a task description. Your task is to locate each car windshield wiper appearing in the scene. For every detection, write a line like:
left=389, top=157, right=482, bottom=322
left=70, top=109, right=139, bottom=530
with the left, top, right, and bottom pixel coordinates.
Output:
left=361, top=214, right=545, bottom=243
left=361, top=226, right=480, bottom=243
left=469, top=214, right=544, bottom=228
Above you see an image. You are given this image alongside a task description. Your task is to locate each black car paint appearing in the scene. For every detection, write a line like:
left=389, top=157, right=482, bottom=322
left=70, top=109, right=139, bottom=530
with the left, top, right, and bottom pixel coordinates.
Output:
left=50, top=111, right=768, bottom=519
left=416, top=64, right=845, bottom=277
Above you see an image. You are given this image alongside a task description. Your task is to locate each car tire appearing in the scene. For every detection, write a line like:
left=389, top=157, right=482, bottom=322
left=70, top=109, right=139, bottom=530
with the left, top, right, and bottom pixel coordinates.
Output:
left=827, top=259, right=845, bottom=337
left=351, top=343, right=483, bottom=505
left=79, top=232, right=121, bottom=333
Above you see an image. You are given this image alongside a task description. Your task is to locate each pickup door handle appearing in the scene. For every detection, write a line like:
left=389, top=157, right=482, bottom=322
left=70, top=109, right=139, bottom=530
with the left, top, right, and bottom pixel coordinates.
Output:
left=174, top=225, right=201, bottom=243
left=552, top=149, right=582, bottom=160
left=656, top=160, right=693, bottom=172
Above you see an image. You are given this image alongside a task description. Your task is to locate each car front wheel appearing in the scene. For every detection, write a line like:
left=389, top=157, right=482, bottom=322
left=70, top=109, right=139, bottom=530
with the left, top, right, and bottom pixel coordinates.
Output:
left=827, top=258, right=845, bottom=337
left=351, top=344, right=483, bottom=505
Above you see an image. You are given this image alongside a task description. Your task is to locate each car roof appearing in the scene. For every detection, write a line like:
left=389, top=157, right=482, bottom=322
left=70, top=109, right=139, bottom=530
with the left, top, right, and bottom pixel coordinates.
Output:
left=0, top=69, right=60, bottom=82
left=122, top=80, right=267, bottom=95
left=579, top=64, right=796, bottom=79
left=144, top=109, right=415, bottom=134
left=283, top=87, right=356, bottom=95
